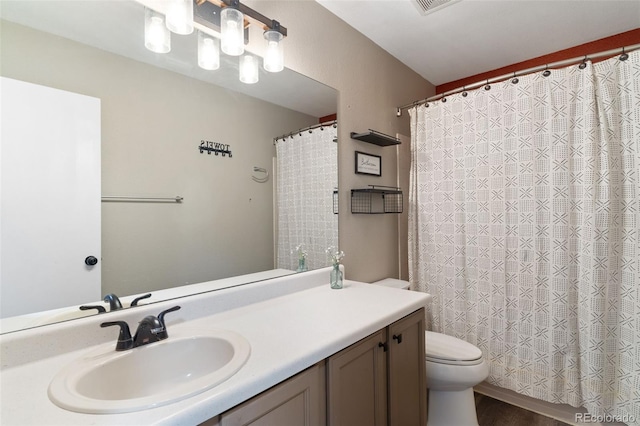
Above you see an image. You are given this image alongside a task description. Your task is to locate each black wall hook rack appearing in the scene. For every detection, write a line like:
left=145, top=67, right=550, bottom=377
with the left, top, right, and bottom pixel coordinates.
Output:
left=199, top=140, right=232, bottom=157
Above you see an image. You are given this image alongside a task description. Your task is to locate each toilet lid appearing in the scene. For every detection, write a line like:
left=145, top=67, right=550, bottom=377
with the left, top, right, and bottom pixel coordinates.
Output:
left=425, top=331, right=483, bottom=364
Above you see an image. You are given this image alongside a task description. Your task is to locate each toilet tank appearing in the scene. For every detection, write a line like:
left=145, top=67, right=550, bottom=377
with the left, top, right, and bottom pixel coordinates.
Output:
left=371, top=278, right=410, bottom=290
left=371, top=279, right=433, bottom=305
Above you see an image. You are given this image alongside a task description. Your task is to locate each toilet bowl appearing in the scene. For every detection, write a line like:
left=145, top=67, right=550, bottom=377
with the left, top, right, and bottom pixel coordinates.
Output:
left=371, top=278, right=488, bottom=426
left=424, top=331, right=488, bottom=426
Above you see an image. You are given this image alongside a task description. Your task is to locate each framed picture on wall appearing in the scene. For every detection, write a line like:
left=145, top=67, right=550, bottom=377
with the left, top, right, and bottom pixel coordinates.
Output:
left=355, top=151, right=382, bottom=176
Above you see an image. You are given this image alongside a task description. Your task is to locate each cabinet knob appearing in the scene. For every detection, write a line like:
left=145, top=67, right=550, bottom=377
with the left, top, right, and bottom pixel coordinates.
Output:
left=393, top=334, right=403, bottom=344
left=378, top=342, right=388, bottom=352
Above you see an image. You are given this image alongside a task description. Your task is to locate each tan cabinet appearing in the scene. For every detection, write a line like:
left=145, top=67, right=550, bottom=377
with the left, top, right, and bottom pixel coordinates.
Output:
left=327, top=329, right=388, bottom=426
left=203, top=362, right=326, bottom=426
left=203, top=308, right=425, bottom=426
left=327, top=308, right=426, bottom=426
left=388, top=309, right=427, bottom=426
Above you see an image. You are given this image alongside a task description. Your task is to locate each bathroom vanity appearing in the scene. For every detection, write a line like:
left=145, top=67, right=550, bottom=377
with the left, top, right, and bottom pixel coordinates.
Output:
left=0, top=268, right=429, bottom=425
left=205, top=308, right=426, bottom=425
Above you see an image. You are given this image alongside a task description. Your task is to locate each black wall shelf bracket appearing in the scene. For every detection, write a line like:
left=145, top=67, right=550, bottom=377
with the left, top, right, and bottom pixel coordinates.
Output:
left=350, top=129, right=400, bottom=146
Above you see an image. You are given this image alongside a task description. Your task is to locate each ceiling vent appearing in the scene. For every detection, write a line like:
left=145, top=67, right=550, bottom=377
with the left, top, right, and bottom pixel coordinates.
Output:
left=411, top=0, right=462, bottom=16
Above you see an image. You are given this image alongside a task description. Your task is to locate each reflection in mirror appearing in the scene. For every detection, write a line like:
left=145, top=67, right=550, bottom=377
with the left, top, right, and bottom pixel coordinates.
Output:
left=275, top=123, right=338, bottom=272
left=0, top=0, right=337, bottom=333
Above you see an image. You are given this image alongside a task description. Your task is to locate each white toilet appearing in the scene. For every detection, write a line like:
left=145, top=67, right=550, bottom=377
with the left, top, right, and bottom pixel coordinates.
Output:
left=372, top=278, right=489, bottom=426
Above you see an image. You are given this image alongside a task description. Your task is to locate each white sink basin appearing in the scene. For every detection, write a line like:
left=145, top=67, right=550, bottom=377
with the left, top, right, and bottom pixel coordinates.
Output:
left=48, top=328, right=251, bottom=414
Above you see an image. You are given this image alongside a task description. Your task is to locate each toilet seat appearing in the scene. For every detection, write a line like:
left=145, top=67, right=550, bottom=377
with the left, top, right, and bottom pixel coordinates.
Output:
left=425, top=331, right=483, bottom=366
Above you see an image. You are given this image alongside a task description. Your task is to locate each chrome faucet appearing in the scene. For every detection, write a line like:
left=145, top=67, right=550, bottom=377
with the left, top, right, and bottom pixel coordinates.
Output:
left=101, top=306, right=181, bottom=351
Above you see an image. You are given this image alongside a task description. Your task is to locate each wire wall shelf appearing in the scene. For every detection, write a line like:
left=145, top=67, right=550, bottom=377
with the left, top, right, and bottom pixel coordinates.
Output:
left=351, top=186, right=403, bottom=214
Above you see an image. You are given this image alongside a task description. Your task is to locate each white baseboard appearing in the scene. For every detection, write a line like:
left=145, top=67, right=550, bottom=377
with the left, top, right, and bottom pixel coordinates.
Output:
left=474, top=382, right=628, bottom=426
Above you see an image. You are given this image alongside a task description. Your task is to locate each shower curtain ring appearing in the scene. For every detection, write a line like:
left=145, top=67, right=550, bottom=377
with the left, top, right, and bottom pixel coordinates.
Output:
left=484, top=80, right=491, bottom=91
left=462, top=86, right=468, bottom=97
left=511, top=72, right=519, bottom=84
left=620, top=47, right=629, bottom=61
left=542, top=65, right=551, bottom=77
left=579, top=56, right=588, bottom=69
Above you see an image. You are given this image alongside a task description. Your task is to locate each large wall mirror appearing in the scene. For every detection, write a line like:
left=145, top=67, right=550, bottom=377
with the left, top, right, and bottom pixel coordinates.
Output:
left=0, top=0, right=338, bottom=333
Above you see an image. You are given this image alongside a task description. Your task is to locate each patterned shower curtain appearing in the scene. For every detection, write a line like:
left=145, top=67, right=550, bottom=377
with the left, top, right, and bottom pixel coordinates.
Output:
left=409, top=51, right=639, bottom=423
left=276, top=124, right=338, bottom=271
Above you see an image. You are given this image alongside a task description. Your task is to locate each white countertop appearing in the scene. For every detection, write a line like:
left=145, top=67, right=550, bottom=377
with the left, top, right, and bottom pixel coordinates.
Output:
left=0, top=275, right=429, bottom=425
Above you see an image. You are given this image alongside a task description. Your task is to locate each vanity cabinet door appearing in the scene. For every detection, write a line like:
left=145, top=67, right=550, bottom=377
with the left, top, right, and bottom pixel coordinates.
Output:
left=218, top=362, right=326, bottom=426
left=387, top=308, right=427, bottom=426
left=327, top=329, right=388, bottom=426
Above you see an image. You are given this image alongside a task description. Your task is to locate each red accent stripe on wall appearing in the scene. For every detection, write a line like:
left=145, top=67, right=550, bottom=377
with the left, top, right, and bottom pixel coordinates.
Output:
left=319, top=113, right=337, bottom=123
left=436, top=28, right=640, bottom=95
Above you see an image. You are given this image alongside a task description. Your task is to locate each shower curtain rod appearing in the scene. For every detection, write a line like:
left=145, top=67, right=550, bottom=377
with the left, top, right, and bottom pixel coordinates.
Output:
left=396, top=43, right=640, bottom=116
left=273, top=119, right=337, bottom=144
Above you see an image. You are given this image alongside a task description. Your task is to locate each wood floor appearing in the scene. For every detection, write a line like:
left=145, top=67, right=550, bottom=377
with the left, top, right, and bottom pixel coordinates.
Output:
left=475, top=393, right=571, bottom=426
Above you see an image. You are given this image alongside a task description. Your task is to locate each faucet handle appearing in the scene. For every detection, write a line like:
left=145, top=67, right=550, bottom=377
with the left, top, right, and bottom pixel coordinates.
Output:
left=158, top=306, right=181, bottom=327
left=155, top=306, right=181, bottom=339
left=101, top=321, right=133, bottom=351
left=79, top=305, right=106, bottom=314
left=130, top=293, right=152, bottom=307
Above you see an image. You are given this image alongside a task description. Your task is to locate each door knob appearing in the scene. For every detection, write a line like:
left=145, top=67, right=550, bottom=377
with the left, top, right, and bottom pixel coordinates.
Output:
left=85, top=256, right=98, bottom=266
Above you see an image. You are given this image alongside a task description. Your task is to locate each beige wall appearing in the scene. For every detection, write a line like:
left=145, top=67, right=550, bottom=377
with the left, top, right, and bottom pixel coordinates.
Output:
left=243, top=0, right=435, bottom=282
left=1, top=20, right=319, bottom=296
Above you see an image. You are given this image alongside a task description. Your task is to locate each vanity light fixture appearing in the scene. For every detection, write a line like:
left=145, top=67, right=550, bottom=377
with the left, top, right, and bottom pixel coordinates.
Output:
left=220, top=0, right=244, bottom=56
left=166, top=0, right=194, bottom=35
left=239, top=54, right=259, bottom=84
left=198, top=30, right=220, bottom=70
left=204, top=0, right=288, bottom=75
left=143, top=0, right=287, bottom=83
left=263, top=22, right=283, bottom=73
left=144, top=7, right=171, bottom=53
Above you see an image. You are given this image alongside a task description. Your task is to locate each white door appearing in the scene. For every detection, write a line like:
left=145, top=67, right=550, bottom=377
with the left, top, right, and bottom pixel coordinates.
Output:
left=0, top=77, right=101, bottom=318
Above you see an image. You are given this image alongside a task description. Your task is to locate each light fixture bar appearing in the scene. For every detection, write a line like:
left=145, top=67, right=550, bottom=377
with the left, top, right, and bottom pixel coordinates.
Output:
left=194, top=1, right=250, bottom=41
left=198, top=0, right=287, bottom=37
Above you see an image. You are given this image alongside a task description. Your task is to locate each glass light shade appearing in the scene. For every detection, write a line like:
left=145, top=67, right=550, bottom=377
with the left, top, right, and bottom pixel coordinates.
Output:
left=198, top=31, right=220, bottom=70
left=144, top=8, right=170, bottom=53
left=220, top=7, right=244, bottom=56
left=263, top=30, right=284, bottom=73
left=166, top=0, right=194, bottom=35
left=239, top=55, right=259, bottom=84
